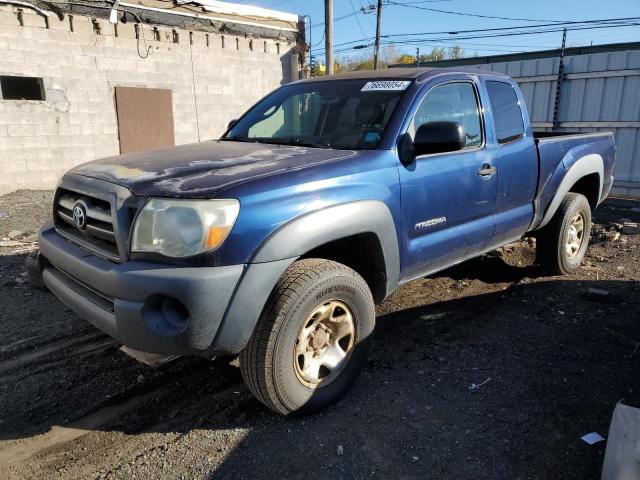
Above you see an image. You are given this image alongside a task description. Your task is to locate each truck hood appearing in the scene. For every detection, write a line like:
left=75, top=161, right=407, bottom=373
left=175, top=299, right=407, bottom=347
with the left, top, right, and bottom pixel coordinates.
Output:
left=69, top=140, right=358, bottom=198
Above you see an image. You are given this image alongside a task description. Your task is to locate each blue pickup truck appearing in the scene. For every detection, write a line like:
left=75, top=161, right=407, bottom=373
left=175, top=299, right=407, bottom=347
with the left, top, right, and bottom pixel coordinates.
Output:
left=30, top=68, right=615, bottom=415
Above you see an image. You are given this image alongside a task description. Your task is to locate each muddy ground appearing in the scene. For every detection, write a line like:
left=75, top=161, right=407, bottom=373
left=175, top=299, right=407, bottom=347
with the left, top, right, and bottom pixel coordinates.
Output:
left=0, top=190, right=638, bottom=479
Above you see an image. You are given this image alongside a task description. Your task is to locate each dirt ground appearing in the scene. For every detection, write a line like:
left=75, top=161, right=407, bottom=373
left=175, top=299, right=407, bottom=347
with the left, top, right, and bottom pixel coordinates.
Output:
left=0, top=190, right=639, bottom=480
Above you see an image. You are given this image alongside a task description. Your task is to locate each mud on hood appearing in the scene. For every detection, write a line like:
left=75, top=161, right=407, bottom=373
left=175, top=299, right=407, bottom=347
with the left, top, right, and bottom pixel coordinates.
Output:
left=69, top=141, right=357, bottom=198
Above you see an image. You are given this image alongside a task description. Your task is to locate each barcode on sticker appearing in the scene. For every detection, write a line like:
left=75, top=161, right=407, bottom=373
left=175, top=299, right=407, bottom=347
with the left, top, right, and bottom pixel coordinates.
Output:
left=361, top=81, right=411, bottom=91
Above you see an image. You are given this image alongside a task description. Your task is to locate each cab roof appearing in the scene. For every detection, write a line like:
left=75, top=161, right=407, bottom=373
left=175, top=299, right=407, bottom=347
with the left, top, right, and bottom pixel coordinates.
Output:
left=298, top=67, right=510, bottom=83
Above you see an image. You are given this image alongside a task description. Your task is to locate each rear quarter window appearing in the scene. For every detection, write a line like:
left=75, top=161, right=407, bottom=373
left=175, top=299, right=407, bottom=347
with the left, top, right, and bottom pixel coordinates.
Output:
left=486, top=81, right=525, bottom=144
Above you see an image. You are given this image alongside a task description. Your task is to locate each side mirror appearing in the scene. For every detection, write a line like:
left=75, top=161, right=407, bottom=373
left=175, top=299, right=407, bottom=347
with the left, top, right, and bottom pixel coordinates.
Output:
left=414, top=121, right=466, bottom=156
left=227, top=119, right=238, bottom=130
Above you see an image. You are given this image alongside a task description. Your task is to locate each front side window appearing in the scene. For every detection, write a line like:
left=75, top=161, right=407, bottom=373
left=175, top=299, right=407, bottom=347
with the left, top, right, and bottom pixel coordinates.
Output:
left=410, top=82, right=483, bottom=149
left=225, top=79, right=409, bottom=150
left=486, top=80, right=525, bottom=144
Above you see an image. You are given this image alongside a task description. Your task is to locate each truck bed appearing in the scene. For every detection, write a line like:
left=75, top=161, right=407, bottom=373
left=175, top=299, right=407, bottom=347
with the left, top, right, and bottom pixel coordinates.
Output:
left=531, top=130, right=616, bottom=230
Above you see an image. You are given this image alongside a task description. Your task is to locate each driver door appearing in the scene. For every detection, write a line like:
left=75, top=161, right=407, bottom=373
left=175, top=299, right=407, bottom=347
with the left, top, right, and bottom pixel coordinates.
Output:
left=399, top=79, right=498, bottom=281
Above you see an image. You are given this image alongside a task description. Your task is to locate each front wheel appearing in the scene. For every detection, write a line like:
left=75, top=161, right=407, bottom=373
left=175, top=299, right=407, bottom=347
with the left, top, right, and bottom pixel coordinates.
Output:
left=536, top=192, right=592, bottom=275
left=240, top=259, right=375, bottom=415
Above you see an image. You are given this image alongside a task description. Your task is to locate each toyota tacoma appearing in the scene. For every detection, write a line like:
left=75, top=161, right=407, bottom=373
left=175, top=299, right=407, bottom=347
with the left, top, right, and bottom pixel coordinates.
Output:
left=29, top=68, right=616, bottom=415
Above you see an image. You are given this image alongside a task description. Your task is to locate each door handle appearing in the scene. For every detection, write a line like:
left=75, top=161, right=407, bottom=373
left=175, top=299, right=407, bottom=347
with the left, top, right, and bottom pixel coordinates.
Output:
left=478, top=164, right=497, bottom=177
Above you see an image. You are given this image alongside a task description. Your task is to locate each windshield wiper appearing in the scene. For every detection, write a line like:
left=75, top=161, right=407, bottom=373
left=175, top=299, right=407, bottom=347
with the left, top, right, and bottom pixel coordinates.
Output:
left=256, top=137, right=331, bottom=149
left=221, top=135, right=257, bottom=143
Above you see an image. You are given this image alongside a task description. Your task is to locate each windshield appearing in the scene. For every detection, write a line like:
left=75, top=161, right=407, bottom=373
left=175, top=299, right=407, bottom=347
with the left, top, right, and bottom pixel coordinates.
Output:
left=224, top=79, right=411, bottom=150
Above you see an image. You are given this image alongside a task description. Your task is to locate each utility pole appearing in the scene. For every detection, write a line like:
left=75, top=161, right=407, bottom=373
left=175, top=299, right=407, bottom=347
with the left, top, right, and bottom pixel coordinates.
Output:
left=552, top=28, right=567, bottom=130
left=324, top=0, right=333, bottom=75
left=373, top=0, right=382, bottom=70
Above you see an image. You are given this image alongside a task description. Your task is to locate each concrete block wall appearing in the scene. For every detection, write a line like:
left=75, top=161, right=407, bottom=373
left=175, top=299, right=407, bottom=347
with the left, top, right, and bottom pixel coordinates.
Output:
left=0, top=5, right=295, bottom=194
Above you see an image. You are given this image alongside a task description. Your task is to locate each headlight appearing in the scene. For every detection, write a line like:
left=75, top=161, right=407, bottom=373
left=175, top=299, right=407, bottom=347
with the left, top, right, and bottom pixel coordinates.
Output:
left=131, top=198, right=239, bottom=258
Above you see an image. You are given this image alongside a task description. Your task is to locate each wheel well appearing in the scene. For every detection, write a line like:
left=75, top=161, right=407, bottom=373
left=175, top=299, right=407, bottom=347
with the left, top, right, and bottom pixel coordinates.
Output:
left=569, top=173, right=600, bottom=208
left=300, top=233, right=387, bottom=303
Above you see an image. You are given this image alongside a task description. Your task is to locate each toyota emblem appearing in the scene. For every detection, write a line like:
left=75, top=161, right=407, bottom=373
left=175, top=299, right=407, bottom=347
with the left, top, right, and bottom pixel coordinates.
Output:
left=72, top=203, right=87, bottom=229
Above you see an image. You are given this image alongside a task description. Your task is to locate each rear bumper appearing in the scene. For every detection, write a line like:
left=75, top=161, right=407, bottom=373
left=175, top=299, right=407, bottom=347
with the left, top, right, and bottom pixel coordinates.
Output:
left=38, top=223, right=244, bottom=356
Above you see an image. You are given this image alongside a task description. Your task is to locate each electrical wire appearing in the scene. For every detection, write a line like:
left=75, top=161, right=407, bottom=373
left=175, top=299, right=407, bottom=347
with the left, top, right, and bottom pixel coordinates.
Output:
left=264, top=0, right=293, bottom=7
left=349, top=0, right=368, bottom=37
left=311, top=9, right=362, bottom=29
left=321, top=21, right=640, bottom=55
left=379, top=22, right=640, bottom=46
left=385, top=1, right=568, bottom=23
left=315, top=16, right=640, bottom=51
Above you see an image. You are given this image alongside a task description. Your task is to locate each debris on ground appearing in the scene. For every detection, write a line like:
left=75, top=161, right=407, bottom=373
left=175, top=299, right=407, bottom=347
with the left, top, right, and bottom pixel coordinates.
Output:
left=21, top=234, right=38, bottom=243
left=336, top=445, right=344, bottom=456
left=581, top=432, right=605, bottom=445
left=623, top=222, right=640, bottom=235
left=469, top=378, right=492, bottom=390
left=587, top=287, right=611, bottom=301
left=592, top=226, right=622, bottom=243
left=0, top=237, right=37, bottom=248
left=7, top=231, right=23, bottom=240
left=0, top=241, right=27, bottom=248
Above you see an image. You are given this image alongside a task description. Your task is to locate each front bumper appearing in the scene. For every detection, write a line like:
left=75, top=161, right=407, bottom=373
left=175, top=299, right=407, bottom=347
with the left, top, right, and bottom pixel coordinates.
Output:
left=38, top=223, right=244, bottom=356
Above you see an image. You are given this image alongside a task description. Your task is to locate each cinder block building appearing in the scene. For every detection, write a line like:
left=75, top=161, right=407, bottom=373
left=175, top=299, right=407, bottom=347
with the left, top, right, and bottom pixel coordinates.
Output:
left=0, top=0, right=305, bottom=194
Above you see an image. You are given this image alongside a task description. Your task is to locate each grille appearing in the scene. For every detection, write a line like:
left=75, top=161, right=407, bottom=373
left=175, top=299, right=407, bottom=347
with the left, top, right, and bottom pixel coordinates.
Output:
left=54, top=188, right=120, bottom=260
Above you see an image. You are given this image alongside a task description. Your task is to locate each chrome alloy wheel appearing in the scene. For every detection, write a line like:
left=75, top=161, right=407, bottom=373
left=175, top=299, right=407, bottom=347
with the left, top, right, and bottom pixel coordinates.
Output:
left=294, top=300, right=356, bottom=388
left=566, top=212, right=585, bottom=258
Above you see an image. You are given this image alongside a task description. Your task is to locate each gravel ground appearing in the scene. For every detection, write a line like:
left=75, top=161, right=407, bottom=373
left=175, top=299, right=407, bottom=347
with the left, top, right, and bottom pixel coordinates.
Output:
left=0, top=190, right=639, bottom=479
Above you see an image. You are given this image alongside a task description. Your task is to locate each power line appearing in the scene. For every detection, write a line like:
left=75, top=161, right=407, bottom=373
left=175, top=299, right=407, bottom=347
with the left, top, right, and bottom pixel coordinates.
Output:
left=349, top=0, right=368, bottom=37
left=263, top=0, right=293, bottom=7
left=311, top=10, right=358, bottom=29
left=316, top=21, right=640, bottom=55
left=360, top=0, right=375, bottom=29
left=322, top=16, right=640, bottom=50
left=376, top=23, right=640, bottom=48
left=385, top=1, right=568, bottom=23
left=309, top=0, right=450, bottom=30
left=380, top=25, right=638, bottom=46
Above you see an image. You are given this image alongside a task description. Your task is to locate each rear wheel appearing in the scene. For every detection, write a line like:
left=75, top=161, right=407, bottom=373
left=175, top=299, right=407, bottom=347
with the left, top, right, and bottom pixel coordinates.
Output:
left=536, top=193, right=592, bottom=275
left=240, top=258, right=375, bottom=415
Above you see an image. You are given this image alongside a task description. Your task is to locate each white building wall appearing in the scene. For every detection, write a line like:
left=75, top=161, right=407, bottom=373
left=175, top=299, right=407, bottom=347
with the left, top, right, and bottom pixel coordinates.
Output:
left=0, top=5, right=295, bottom=194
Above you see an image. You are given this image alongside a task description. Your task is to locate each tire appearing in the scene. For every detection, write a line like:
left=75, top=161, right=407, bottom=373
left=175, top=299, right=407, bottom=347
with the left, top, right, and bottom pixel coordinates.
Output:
left=536, top=192, right=592, bottom=275
left=240, top=258, right=375, bottom=415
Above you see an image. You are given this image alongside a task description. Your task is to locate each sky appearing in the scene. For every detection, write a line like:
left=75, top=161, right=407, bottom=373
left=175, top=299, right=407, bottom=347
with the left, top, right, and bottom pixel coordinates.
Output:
left=224, top=0, right=640, bottom=62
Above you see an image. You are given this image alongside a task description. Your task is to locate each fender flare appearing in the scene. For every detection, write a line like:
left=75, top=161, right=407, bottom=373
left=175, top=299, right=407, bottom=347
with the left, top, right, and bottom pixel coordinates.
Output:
left=537, top=153, right=603, bottom=229
left=253, top=199, right=400, bottom=290
left=211, top=200, right=400, bottom=355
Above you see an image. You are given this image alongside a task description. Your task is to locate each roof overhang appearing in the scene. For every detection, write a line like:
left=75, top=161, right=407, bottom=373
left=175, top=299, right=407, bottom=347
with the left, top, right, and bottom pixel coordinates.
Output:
left=176, top=0, right=301, bottom=24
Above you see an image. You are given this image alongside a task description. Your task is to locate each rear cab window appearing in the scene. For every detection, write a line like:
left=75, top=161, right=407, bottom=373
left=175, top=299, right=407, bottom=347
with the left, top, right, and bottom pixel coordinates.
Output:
left=485, top=80, right=525, bottom=144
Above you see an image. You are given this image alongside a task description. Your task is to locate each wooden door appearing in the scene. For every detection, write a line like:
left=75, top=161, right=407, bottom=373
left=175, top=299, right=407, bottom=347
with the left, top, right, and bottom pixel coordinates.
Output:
left=114, top=86, right=175, bottom=154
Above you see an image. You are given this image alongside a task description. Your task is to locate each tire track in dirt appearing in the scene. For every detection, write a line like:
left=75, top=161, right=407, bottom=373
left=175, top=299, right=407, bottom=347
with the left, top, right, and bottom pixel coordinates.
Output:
left=0, top=332, right=112, bottom=375
left=0, top=373, right=249, bottom=478
left=0, top=388, right=164, bottom=468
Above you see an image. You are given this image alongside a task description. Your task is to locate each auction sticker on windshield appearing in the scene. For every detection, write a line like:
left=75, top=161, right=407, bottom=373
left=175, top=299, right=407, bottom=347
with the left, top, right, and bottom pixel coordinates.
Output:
left=361, top=81, right=411, bottom=91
